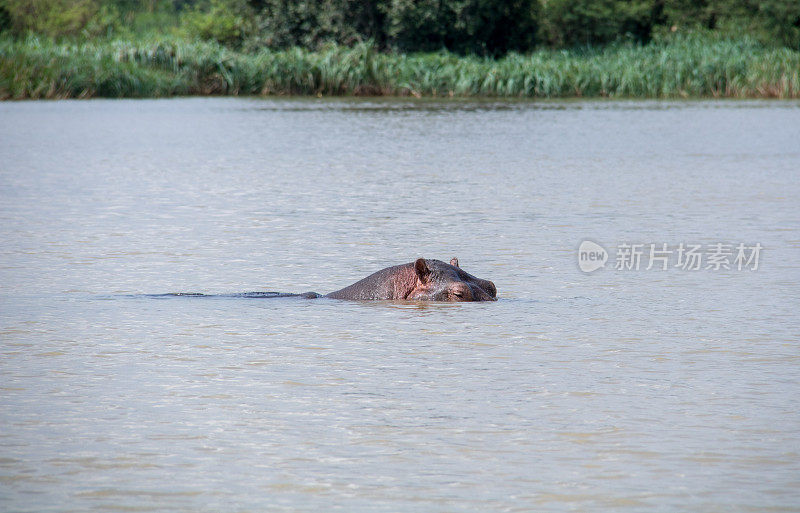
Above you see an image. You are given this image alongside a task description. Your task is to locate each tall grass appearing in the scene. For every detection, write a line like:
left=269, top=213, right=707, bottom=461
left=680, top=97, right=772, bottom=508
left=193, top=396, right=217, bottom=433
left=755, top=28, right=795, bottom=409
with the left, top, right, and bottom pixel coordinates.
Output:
left=2, top=34, right=798, bottom=99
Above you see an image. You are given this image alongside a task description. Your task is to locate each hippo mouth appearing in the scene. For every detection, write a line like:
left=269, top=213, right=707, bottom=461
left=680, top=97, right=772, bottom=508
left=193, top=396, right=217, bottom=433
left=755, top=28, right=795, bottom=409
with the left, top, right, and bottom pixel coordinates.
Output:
left=450, top=281, right=496, bottom=301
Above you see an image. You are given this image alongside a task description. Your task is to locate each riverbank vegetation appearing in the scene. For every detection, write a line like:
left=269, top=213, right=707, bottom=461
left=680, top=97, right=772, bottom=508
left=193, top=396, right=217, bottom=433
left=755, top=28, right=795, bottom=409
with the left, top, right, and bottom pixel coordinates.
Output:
left=1, top=0, right=799, bottom=99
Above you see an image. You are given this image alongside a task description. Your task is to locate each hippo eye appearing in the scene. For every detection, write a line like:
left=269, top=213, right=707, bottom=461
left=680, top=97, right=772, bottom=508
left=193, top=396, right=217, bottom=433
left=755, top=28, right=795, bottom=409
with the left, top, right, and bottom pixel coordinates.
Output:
left=453, top=291, right=463, bottom=298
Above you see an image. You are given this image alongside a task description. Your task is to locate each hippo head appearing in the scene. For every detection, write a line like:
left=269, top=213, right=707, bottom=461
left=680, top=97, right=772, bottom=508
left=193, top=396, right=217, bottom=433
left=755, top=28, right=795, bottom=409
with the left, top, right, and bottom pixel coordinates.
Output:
left=406, top=258, right=497, bottom=301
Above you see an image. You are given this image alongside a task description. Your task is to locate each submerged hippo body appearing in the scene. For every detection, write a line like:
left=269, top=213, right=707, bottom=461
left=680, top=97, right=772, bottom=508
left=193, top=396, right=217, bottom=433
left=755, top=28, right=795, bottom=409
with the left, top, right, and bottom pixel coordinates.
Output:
left=324, top=258, right=496, bottom=301
left=157, top=258, right=496, bottom=301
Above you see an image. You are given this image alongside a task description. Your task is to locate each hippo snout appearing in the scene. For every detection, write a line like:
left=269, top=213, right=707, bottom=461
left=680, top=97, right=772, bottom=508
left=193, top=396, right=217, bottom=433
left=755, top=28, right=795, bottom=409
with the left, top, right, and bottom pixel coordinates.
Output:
left=480, top=280, right=497, bottom=299
left=471, top=281, right=497, bottom=301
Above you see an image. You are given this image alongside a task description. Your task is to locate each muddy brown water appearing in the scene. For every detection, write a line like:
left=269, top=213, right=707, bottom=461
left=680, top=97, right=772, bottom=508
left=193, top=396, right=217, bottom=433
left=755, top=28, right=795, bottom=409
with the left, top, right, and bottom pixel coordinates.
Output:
left=1, top=98, right=799, bottom=512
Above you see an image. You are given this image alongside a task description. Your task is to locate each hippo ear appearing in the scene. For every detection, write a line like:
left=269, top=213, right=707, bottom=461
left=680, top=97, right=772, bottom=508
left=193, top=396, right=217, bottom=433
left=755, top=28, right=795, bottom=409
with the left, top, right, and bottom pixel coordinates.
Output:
left=450, top=257, right=459, bottom=268
left=414, top=258, right=430, bottom=283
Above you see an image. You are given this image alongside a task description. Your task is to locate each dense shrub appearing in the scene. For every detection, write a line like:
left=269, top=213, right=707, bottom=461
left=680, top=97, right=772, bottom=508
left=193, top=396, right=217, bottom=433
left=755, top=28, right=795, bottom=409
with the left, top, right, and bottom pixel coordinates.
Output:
left=1, top=0, right=798, bottom=54
left=246, top=0, right=371, bottom=49
left=181, top=0, right=252, bottom=47
left=245, top=0, right=539, bottom=55
left=386, top=0, right=540, bottom=55
left=661, top=0, right=800, bottom=49
left=2, top=0, right=118, bottom=37
left=541, top=0, right=661, bottom=47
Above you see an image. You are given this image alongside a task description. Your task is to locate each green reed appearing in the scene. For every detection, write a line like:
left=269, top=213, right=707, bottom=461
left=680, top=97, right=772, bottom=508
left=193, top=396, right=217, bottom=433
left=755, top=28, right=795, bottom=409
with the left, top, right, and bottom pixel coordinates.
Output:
left=2, top=34, right=798, bottom=99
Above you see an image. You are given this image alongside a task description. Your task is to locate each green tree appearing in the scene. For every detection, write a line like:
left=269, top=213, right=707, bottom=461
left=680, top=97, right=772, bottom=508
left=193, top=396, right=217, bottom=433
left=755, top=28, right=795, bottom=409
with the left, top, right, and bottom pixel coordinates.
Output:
left=757, top=0, right=800, bottom=48
left=182, top=0, right=253, bottom=47
left=2, top=0, right=116, bottom=37
left=541, top=0, right=661, bottom=47
left=662, top=0, right=800, bottom=48
left=386, top=0, right=540, bottom=55
left=248, top=0, right=387, bottom=49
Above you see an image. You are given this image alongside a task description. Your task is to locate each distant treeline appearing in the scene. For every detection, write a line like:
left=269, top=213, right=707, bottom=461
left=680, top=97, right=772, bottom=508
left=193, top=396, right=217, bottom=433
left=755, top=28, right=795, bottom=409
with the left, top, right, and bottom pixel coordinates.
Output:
left=1, top=0, right=798, bottom=54
left=2, top=1, right=798, bottom=100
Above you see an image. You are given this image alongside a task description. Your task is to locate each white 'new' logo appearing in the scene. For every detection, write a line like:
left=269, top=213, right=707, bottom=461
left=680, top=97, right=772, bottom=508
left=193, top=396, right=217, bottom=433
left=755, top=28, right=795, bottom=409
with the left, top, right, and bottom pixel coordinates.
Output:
left=578, top=240, right=607, bottom=273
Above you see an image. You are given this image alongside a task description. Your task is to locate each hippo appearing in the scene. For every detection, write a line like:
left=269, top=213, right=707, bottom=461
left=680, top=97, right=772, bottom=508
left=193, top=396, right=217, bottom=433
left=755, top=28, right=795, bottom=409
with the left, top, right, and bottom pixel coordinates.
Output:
left=324, top=257, right=496, bottom=301
left=154, top=258, right=496, bottom=301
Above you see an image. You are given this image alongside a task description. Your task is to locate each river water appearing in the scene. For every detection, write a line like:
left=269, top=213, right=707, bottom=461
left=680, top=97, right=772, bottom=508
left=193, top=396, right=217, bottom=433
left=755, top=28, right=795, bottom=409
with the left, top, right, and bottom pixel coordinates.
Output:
left=1, top=98, right=799, bottom=512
